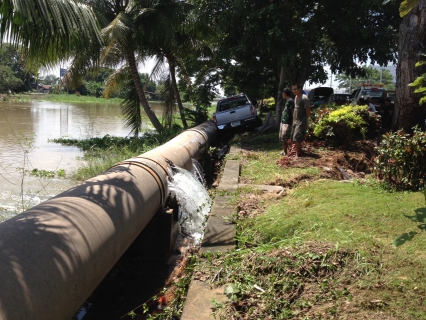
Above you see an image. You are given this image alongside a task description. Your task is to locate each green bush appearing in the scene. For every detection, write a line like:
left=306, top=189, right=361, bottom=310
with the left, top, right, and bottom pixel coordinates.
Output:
left=312, top=105, right=379, bottom=145
left=374, top=126, right=426, bottom=190
left=262, top=97, right=275, bottom=108
left=184, top=106, right=208, bottom=125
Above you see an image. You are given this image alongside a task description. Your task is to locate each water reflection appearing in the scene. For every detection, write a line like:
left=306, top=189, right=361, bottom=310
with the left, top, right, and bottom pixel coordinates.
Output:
left=0, top=100, right=162, bottom=216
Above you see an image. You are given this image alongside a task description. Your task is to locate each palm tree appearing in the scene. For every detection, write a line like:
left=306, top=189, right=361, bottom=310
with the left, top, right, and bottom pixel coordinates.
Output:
left=105, top=0, right=202, bottom=133
left=100, top=0, right=207, bottom=134
left=105, top=66, right=146, bottom=134
left=81, top=0, right=165, bottom=134
left=143, top=0, right=218, bottom=130
left=150, top=54, right=188, bottom=129
left=139, top=0, right=194, bottom=129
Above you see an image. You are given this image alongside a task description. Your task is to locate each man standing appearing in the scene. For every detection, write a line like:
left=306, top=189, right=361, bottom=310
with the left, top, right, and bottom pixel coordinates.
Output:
left=382, top=97, right=394, bottom=130
left=291, top=83, right=310, bottom=158
left=279, top=88, right=294, bottom=156
left=365, top=95, right=377, bottom=112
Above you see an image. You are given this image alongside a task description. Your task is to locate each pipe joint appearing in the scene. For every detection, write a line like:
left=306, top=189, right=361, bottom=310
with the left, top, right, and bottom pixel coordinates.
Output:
left=111, top=157, right=169, bottom=207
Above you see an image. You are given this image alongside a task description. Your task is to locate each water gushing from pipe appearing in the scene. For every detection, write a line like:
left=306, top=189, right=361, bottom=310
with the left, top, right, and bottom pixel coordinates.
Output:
left=191, top=159, right=207, bottom=187
left=168, top=163, right=212, bottom=247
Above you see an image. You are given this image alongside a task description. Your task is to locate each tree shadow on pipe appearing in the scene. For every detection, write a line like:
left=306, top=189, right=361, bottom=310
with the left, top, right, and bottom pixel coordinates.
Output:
left=0, top=165, right=163, bottom=319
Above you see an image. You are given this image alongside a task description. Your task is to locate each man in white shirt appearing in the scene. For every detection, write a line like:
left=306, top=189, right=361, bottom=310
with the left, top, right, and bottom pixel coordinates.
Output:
left=366, top=96, right=377, bottom=112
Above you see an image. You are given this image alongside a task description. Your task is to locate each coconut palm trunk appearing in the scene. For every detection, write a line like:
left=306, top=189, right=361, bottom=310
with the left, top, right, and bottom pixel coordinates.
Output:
left=126, top=50, right=164, bottom=133
left=168, top=55, right=188, bottom=129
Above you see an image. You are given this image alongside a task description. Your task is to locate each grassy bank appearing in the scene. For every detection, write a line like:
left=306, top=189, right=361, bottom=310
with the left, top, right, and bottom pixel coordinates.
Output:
left=5, top=93, right=124, bottom=104
left=193, top=131, right=426, bottom=319
left=52, top=127, right=185, bottom=181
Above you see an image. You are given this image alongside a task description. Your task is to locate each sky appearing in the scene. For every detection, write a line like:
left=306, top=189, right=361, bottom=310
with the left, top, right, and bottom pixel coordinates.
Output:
left=40, top=57, right=157, bottom=78
left=307, top=65, right=397, bottom=93
left=41, top=59, right=396, bottom=96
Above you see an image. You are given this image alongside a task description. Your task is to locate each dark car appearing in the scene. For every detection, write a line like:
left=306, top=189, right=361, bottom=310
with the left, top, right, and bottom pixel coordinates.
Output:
left=349, top=84, right=388, bottom=108
left=308, top=86, right=334, bottom=106
left=328, top=93, right=350, bottom=106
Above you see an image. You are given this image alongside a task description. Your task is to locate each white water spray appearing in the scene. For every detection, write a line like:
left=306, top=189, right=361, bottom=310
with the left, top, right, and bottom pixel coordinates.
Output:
left=168, top=160, right=212, bottom=246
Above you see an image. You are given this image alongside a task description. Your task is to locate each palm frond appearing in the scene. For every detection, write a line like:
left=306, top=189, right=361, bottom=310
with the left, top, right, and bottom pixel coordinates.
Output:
left=119, top=69, right=143, bottom=137
left=104, top=66, right=129, bottom=98
left=161, top=74, right=176, bottom=129
left=101, top=40, right=126, bottom=68
left=102, top=11, right=135, bottom=48
left=150, top=56, right=167, bottom=84
left=0, top=0, right=101, bottom=68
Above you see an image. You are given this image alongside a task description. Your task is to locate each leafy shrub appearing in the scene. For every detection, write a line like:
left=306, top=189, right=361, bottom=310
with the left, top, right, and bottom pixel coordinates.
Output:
left=408, top=53, right=426, bottom=105
left=262, top=97, right=275, bottom=108
left=306, top=106, right=335, bottom=141
left=312, top=105, right=378, bottom=145
left=374, top=126, right=426, bottom=190
left=184, top=106, right=208, bottom=125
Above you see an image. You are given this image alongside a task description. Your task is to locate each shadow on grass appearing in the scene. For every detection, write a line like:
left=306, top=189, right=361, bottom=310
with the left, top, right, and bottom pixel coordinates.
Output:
left=393, top=207, right=426, bottom=247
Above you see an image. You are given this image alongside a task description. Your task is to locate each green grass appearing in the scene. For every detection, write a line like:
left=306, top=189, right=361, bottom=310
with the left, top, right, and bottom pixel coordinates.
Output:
left=228, top=131, right=321, bottom=185
left=198, top=180, right=426, bottom=319
left=11, top=93, right=124, bottom=104
left=72, top=146, right=134, bottom=181
left=53, top=127, right=184, bottom=181
left=247, top=179, right=425, bottom=248
left=184, top=128, right=426, bottom=319
left=231, top=179, right=426, bottom=318
left=239, top=151, right=320, bottom=185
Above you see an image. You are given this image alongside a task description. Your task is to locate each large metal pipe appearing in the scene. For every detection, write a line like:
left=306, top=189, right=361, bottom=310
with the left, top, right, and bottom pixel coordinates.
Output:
left=0, top=121, right=217, bottom=320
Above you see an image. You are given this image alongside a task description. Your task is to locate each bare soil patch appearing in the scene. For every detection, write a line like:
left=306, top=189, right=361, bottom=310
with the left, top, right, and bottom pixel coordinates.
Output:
left=237, top=192, right=283, bottom=219
left=276, top=140, right=377, bottom=183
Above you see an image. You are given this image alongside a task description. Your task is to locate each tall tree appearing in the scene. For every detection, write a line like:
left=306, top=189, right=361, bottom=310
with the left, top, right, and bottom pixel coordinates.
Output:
left=141, top=0, right=195, bottom=129
left=41, top=74, right=60, bottom=85
left=190, top=0, right=400, bottom=127
left=0, top=65, right=24, bottom=92
left=394, top=0, right=426, bottom=131
left=82, top=0, right=165, bottom=134
left=0, top=44, right=36, bottom=91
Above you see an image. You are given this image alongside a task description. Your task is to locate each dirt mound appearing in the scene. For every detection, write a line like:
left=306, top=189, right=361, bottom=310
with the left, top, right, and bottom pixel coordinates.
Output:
left=276, top=141, right=376, bottom=183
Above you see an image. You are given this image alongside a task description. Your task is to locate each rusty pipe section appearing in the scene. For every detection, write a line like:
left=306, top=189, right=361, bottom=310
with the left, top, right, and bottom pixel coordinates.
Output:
left=0, top=121, right=217, bottom=320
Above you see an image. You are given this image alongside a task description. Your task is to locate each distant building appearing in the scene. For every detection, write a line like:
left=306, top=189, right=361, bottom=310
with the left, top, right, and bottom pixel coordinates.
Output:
left=145, top=91, right=157, bottom=100
left=37, top=84, right=52, bottom=93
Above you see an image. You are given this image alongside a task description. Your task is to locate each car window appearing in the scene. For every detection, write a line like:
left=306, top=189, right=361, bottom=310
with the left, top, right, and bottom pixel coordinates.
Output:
left=361, top=89, right=384, bottom=98
left=350, top=89, right=359, bottom=100
left=218, top=96, right=249, bottom=111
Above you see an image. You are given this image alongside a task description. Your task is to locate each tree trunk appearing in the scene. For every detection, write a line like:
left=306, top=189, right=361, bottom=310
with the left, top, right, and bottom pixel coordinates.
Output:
left=275, top=66, right=286, bottom=130
left=395, top=0, right=426, bottom=132
left=126, top=50, right=164, bottom=133
left=290, top=65, right=307, bottom=87
left=168, top=55, right=188, bottom=129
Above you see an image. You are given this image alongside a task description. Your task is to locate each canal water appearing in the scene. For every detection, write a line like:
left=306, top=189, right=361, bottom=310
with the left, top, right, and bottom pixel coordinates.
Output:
left=0, top=100, right=162, bottom=219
